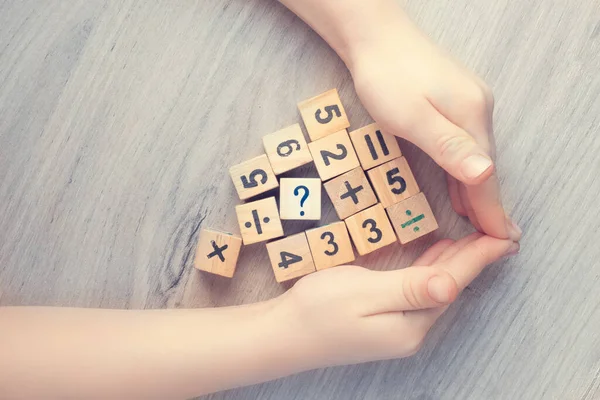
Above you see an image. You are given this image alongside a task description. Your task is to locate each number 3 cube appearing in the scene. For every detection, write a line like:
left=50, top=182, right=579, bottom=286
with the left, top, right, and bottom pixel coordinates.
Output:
left=345, top=204, right=397, bottom=256
left=266, top=233, right=316, bottom=282
left=306, top=222, right=355, bottom=270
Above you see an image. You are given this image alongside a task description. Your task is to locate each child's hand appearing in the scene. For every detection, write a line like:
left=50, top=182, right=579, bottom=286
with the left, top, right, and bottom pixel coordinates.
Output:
left=347, top=22, right=521, bottom=242
left=274, top=233, right=518, bottom=369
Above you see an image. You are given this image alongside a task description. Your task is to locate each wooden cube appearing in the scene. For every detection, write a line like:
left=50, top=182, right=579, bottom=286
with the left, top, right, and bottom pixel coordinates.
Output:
left=308, top=129, right=360, bottom=181
left=235, top=197, right=284, bottom=245
left=367, top=157, right=420, bottom=208
left=386, top=192, right=438, bottom=244
left=306, top=222, right=355, bottom=270
left=194, top=229, right=243, bottom=278
left=279, top=178, right=321, bottom=220
left=324, top=167, right=377, bottom=220
left=345, top=204, right=397, bottom=256
left=263, top=124, right=313, bottom=175
left=298, top=89, right=350, bottom=141
left=349, top=123, right=402, bottom=170
left=266, top=233, right=316, bottom=282
left=229, top=154, right=278, bottom=200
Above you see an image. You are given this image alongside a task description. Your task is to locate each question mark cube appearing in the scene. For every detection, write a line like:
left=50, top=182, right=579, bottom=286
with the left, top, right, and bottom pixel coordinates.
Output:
left=349, top=123, right=403, bottom=170
left=324, top=167, right=378, bottom=220
left=367, top=157, right=420, bottom=208
left=386, top=192, right=438, bottom=244
left=229, top=154, right=278, bottom=201
left=345, top=204, right=397, bottom=256
left=279, top=178, right=321, bottom=220
left=263, top=124, right=313, bottom=175
left=308, top=129, right=361, bottom=181
left=194, top=228, right=243, bottom=278
left=298, top=89, right=350, bottom=141
left=266, top=233, right=316, bottom=282
left=306, top=222, right=356, bottom=270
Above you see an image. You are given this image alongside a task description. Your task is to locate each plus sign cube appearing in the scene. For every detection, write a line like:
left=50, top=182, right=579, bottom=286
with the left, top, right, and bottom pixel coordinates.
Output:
left=194, top=228, right=243, bottom=278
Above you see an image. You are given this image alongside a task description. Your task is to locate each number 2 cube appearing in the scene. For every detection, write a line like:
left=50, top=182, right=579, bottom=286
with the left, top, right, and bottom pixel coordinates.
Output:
left=298, top=89, right=350, bottom=141
left=266, top=233, right=316, bottom=282
left=263, top=124, right=313, bottom=175
left=308, top=129, right=360, bottom=181
left=229, top=154, right=278, bottom=200
left=345, top=204, right=397, bottom=256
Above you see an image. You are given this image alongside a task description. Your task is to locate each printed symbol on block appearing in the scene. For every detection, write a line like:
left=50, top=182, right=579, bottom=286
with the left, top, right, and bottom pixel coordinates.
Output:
left=308, top=130, right=360, bottom=181
left=367, top=157, right=419, bottom=208
left=229, top=155, right=278, bottom=200
left=306, top=222, right=355, bottom=270
left=345, top=204, right=397, bottom=256
left=298, top=89, right=350, bottom=141
left=401, top=210, right=425, bottom=232
left=340, top=181, right=363, bottom=205
left=266, top=233, right=316, bottom=282
left=324, top=167, right=377, bottom=220
left=294, top=185, right=310, bottom=216
left=207, top=240, right=228, bottom=262
left=349, top=123, right=402, bottom=170
left=279, top=178, right=321, bottom=220
left=386, top=192, right=438, bottom=245
left=244, top=210, right=271, bottom=234
left=263, top=124, right=313, bottom=175
left=236, top=197, right=284, bottom=245
left=194, top=229, right=242, bottom=278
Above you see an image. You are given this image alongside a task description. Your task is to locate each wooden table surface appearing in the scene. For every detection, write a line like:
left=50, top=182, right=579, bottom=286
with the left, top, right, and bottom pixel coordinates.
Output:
left=1, top=1, right=599, bottom=399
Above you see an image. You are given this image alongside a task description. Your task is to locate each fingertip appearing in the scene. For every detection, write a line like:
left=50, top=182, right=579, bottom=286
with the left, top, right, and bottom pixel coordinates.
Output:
left=427, top=272, right=458, bottom=304
left=460, top=155, right=495, bottom=185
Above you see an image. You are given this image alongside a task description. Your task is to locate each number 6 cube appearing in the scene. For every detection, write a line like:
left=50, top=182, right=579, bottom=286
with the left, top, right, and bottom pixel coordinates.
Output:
left=345, top=204, right=397, bottom=256
left=266, top=233, right=316, bottom=282
left=263, top=124, right=313, bottom=175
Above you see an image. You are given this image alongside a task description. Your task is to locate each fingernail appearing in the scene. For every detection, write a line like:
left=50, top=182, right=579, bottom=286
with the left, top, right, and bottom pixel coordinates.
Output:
left=504, top=242, right=520, bottom=257
left=505, top=217, right=522, bottom=242
left=461, top=155, right=493, bottom=180
left=428, top=276, right=451, bottom=303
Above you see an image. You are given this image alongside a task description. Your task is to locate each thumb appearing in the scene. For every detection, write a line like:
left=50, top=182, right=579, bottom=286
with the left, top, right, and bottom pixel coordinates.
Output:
left=366, top=267, right=459, bottom=313
left=397, top=108, right=494, bottom=185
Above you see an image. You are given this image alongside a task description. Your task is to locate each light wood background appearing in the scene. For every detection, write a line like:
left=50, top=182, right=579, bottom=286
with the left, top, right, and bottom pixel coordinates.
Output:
left=1, top=1, right=599, bottom=399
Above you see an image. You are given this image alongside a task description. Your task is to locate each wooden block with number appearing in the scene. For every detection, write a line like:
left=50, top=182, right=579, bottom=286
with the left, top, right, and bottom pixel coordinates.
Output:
left=367, top=157, right=420, bottom=208
left=349, top=123, right=402, bottom=170
left=235, top=197, right=284, bottom=245
left=266, top=233, right=316, bottom=282
left=308, top=129, right=360, bottom=181
left=345, top=204, right=397, bottom=256
left=298, top=89, right=350, bottom=141
left=386, top=192, right=438, bottom=244
left=324, top=167, right=377, bottom=219
left=279, top=178, right=321, bottom=220
left=263, top=124, right=312, bottom=175
left=194, top=229, right=242, bottom=278
left=306, top=222, right=355, bottom=270
left=229, top=154, right=278, bottom=200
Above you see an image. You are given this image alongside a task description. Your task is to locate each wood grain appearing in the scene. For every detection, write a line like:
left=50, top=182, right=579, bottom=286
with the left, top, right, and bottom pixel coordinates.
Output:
left=0, top=0, right=599, bottom=399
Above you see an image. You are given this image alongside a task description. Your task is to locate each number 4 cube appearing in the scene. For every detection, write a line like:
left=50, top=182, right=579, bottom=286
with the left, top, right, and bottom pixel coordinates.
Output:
left=266, top=233, right=316, bottom=282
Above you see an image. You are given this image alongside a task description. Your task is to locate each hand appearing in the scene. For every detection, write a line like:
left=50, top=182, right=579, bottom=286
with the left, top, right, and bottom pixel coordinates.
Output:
left=273, top=233, right=518, bottom=369
left=347, top=21, right=521, bottom=242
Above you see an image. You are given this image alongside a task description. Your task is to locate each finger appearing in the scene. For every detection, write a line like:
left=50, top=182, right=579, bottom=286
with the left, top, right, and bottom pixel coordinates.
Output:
left=403, top=104, right=494, bottom=186
left=466, top=179, right=522, bottom=241
left=435, top=232, right=483, bottom=263
left=412, top=239, right=455, bottom=266
left=443, top=235, right=518, bottom=291
left=459, top=182, right=483, bottom=232
left=365, top=267, right=458, bottom=314
left=446, top=174, right=467, bottom=216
